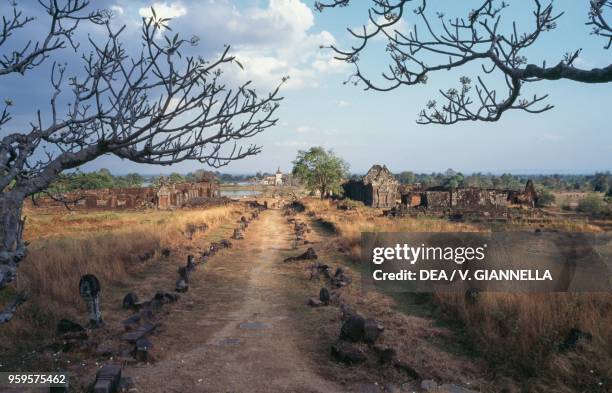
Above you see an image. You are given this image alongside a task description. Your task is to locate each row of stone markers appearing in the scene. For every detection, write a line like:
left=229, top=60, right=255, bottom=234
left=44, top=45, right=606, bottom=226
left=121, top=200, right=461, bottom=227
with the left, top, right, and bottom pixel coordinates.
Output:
left=284, top=215, right=311, bottom=249
left=68, top=202, right=267, bottom=393
left=232, top=201, right=266, bottom=240
left=280, top=206, right=407, bottom=381
left=281, top=205, right=480, bottom=393
left=281, top=232, right=419, bottom=392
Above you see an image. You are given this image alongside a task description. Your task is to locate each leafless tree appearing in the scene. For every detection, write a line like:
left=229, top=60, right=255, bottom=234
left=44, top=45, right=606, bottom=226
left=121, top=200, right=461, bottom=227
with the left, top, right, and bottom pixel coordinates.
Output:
left=316, top=0, right=612, bottom=124
left=0, top=0, right=283, bottom=323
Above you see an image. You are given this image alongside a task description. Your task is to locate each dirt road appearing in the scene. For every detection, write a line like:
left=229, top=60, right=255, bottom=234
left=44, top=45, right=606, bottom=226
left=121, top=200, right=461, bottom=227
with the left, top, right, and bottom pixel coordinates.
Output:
left=127, top=209, right=346, bottom=393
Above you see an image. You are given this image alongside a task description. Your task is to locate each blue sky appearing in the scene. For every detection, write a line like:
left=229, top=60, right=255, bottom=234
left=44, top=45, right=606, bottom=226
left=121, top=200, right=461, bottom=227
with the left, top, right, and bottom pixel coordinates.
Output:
left=1, top=0, right=611, bottom=175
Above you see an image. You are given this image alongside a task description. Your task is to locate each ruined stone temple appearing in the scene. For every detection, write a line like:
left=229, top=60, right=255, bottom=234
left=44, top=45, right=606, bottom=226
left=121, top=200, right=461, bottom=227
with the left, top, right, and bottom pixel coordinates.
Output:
left=507, top=179, right=539, bottom=208
left=343, top=165, right=400, bottom=208
left=401, top=186, right=510, bottom=212
left=29, top=173, right=220, bottom=211
left=154, top=176, right=220, bottom=209
left=394, top=180, right=539, bottom=217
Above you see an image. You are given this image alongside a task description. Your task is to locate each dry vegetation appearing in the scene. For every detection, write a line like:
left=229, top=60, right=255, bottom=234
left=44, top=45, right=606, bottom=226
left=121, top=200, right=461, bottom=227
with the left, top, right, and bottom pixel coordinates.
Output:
left=0, top=204, right=242, bottom=348
left=306, top=198, right=483, bottom=262
left=303, top=198, right=612, bottom=391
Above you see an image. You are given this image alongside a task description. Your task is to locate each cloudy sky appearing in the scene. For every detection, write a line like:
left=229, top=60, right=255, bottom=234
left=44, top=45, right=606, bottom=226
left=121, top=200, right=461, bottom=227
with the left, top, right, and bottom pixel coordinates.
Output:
left=1, top=0, right=611, bottom=175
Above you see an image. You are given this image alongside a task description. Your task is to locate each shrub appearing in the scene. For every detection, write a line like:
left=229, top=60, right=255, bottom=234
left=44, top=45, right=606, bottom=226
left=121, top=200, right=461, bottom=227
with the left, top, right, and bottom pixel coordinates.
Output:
left=577, top=193, right=606, bottom=214
left=536, top=187, right=555, bottom=207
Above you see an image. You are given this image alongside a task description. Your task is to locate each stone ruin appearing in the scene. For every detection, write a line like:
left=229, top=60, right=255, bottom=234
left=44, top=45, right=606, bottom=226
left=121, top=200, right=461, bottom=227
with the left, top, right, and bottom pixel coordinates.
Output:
left=508, top=179, right=539, bottom=208
left=28, top=172, right=220, bottom=211
left=284, top=247, right=318, bottom=262
left=387, top=180, right=539, bottom=219
left=343, top=164, right=400, bottom=208
left=341, top=164, right=540, bottom=218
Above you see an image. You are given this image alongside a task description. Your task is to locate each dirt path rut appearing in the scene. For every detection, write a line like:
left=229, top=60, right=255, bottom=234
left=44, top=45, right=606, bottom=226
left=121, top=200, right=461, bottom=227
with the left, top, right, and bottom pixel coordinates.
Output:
left=127, top=209, right=345, bottom=393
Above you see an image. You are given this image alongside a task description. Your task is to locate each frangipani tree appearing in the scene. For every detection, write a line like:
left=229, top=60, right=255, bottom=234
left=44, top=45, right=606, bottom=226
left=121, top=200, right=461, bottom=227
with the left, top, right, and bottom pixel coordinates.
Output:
left=0, top=0, right=283, bottom=323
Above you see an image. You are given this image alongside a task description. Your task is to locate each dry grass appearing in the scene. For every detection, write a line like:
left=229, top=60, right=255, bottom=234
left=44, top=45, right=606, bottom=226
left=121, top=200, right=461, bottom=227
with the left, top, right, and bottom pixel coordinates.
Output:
left=435, top=292, right=612, bottom=390
left=305, top=198, right=482, bottom=261
left=304, top=197, right=612, bottom=391
left=0, top=204, right=242, bottom=347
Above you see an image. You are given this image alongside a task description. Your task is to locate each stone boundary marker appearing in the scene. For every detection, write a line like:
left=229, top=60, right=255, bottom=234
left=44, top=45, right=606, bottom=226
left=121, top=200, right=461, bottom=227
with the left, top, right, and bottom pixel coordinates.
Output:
left=87, top=203, right=267, bottom=392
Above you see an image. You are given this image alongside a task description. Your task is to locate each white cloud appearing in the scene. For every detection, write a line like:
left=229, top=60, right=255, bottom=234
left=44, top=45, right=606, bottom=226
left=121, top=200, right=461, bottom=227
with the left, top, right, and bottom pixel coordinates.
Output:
left=139, top=2, right=187, bottom=19
left=574, top=56, right=593, bottom=69
left=110, top=5, right=124, bottom=16
left=180, top=0, right=348, bottom=90
left=333, top=99, right=350, bottom=108
left=296, top=125, right=313, bottom=133
left=119, top=1, right=347, bottom=90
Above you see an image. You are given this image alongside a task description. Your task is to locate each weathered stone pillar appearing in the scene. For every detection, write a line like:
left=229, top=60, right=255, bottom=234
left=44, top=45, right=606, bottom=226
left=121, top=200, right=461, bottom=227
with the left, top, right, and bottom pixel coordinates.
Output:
left=79, top=274, right=103, bottom=327
left=186, top=255, right=196, bottom=272
left=135, top=337, right=152, bottom=362
left=93, top=364, right=121, bottom=393
left=175, top=267, right=189, bottom=293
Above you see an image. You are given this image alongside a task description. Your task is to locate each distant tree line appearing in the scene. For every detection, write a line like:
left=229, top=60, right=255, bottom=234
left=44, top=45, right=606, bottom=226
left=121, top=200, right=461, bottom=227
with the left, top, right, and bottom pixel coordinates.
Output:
left=48, top=169, right=145, bottom=193
left=47, top=169, right=260, bottom=193
left=49, top=168, right=612, bottom=203
left=392, top=170, right=612, bottom=196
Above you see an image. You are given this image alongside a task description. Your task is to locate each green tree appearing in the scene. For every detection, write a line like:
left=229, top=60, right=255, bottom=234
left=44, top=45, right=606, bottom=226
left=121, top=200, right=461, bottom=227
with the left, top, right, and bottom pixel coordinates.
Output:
left=578, top=194, right=606, bottom=215
left=444, top=172, right=464, bottom=190
left=193, top=169, right=209, bottom=182
left=591, top=172, right=611, bottom=194
left=292, top=147, right=349, bottom=199
left=76, top=170, right=114, bottom=189
left=168, top=172, right=186, bottom=184
left=122, top=173, right=144, bottom=187
left=396, top=171, right=416, bottom=185
left=535, top=187, right=556, bottom=208
left=446, top=178, right=459, bottom=190
left=151, top=174, right=183, bottom=187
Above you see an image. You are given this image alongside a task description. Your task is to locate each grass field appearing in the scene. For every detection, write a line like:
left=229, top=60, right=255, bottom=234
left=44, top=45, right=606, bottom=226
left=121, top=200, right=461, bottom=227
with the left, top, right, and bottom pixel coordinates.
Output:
left=303, top=198, right=612, bottom=391
left=0, top=204, right=243, bottom=352
left=1, top=197, right=609, bottom=391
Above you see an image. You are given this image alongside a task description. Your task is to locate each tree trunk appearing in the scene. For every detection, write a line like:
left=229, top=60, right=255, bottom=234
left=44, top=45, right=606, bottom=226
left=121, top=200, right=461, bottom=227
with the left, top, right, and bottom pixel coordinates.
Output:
left=0, top=193, right=27, bottom=324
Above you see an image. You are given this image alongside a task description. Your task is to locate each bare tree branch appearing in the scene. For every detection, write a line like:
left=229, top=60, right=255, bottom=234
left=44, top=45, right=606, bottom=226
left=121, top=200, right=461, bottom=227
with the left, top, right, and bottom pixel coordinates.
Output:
left=318, top=0, right=612, bottom=124
left=31, top=190, right=85, bottom=211
left=0, top=0, right=108, bottom=76
left=588, top=0, right=612, bottom=49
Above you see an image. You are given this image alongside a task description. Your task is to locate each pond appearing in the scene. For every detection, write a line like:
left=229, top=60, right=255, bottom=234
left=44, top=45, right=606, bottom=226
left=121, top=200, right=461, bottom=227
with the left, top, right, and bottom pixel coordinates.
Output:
left=220, top=189, right=262, bottom=198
